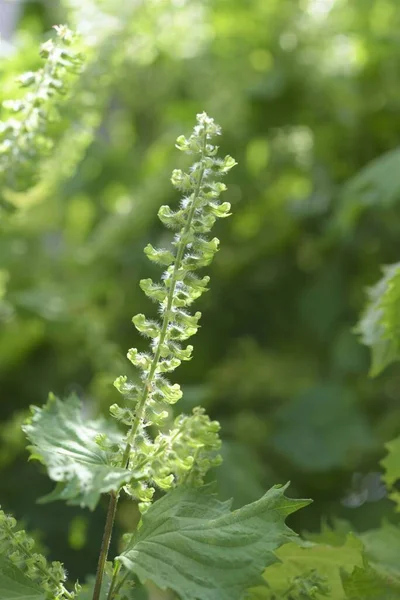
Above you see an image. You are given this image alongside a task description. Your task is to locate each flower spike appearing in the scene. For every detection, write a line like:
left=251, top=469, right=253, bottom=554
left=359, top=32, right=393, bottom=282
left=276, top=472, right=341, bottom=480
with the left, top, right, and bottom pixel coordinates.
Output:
left=113, top=113, right=236, bottom=509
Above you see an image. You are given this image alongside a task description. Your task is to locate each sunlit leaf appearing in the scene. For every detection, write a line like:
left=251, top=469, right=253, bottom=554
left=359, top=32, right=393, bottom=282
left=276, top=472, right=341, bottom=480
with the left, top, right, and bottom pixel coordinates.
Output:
left=118, top=484, right=310, bottom=600
left=337, top=148, right=400, bottom=230
left=23, top=394, right=132, bottom=510
left=342, top=564, right=400, bottom=600
left=355, top=263, right=400, bottom=376
left=381, top=436, right=400, bottom=511
left=248, top=535, right=363, bottom=599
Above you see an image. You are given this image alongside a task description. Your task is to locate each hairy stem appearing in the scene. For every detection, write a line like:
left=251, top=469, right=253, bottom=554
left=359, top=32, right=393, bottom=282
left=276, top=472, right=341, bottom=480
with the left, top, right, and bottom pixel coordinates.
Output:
left=122, top=129, right=208, bottom=469
left=92, top=492, right=119, bottom=600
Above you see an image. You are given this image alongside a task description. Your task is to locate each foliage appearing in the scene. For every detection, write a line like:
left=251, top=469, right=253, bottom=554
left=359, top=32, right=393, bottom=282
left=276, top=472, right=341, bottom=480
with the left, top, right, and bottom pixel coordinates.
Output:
left=341, top=564, right=400, bottom=600
left=248, top=535, right=363, bottom=600
left=360, top=521, right=400, bottom=581
left=381, top=437, right=400, bottom=511
left=0, top=108, right=310, bottom=600
left=23, top=393, right=132, bottom=510
left=119, top=484, right=309, bottom=600
left=355, top=263, right=400, bottom=376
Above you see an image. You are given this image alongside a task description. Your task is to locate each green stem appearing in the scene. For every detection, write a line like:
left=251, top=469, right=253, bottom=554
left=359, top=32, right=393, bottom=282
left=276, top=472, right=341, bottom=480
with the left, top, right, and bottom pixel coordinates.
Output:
left=121, top=129, right=208, bottom=469
left=92, top=492, right=119, bottom=600
left=109, top=570, right=130, bottom=600
left=106, top=561, right=122, bottom=600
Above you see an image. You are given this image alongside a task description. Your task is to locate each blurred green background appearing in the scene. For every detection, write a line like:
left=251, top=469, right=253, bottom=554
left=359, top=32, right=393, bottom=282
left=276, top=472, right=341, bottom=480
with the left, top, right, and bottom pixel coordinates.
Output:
left=1, top=0, right=400, bottom=583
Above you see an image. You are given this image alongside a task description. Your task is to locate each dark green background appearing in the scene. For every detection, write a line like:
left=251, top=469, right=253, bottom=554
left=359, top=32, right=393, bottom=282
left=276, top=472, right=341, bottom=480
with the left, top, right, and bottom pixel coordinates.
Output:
left=1, top=0, right=400, bottom=583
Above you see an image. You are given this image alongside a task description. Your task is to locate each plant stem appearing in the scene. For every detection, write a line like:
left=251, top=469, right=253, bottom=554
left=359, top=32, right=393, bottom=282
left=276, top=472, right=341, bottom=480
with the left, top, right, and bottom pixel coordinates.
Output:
left=92, top=492, right=119, bottom=600
left=121, top=130, right=208, bottom=469
left=109, top=570, right=130, bottom=600
left=106, top=561, right=122, bottom=600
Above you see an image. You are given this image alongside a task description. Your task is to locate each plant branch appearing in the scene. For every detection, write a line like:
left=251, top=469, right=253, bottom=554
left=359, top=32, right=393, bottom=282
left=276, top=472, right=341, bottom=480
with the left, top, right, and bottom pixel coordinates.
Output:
left=92, top=492, right=119, bottom=600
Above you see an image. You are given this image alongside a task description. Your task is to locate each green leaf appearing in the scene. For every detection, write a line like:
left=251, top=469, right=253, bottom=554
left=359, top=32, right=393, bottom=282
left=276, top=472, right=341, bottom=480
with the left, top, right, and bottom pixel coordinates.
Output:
left=303, top=518, right=351, bottom=547
left=360, top=522, right=400, bottom=583
left=248, top=535, right=363, bottom=600
left=336, top=148, right=400, bottom=231
left=303, top=522, right=400, bottom=599
left=381, top=436, right=400, bottom=511
left=23, top=394, right=132, bottom=510
left=0, top=556, right=44, bottom=600
left=355, top=263, right=400, bottom=376
left=118, top=484, right=311, bottom=600
left=342, top=564, right=400, bottom=600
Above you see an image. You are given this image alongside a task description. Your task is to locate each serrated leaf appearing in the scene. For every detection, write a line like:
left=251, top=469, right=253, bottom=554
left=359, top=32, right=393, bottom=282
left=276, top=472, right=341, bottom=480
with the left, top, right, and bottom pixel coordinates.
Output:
left=381, top=436, right=400, bottom=511
left=355, top=263, right=400, bottom=376
left=23, top=394, right=132, bottom=510
left=118, top=484, right=311, bottom=600
left=0, top=556, right=44, bottom=600
left=342, top=564, right=400, bottom=600
left=248, top=535, right=363, bottom=600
